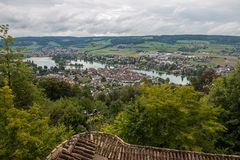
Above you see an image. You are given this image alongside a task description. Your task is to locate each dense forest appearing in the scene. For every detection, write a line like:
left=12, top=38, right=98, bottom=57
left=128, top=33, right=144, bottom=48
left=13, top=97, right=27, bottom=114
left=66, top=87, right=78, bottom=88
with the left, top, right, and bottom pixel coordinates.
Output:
left=1, top=25, right=240, bottom=159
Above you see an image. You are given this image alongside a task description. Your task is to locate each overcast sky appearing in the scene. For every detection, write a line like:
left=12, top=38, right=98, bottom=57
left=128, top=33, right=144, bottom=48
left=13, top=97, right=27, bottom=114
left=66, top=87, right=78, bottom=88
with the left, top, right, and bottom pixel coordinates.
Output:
left=0, top=0, right=240, bottom=37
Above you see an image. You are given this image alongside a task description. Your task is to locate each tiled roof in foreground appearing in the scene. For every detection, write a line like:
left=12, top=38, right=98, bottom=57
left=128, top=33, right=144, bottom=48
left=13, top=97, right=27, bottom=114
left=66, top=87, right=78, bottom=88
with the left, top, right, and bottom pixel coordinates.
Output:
left=46, top=132, right=240, bottom=160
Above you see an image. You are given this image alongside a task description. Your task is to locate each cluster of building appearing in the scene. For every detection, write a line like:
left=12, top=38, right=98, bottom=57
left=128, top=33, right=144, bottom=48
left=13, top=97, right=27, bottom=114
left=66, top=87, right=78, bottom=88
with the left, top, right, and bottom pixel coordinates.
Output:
left=97, top=67, right=142, bottom=85
left=39, top=65, right=162, bottom=95
left=214, top=65, right=234, bottom=75
left=42, top=72, right=75, bottom=84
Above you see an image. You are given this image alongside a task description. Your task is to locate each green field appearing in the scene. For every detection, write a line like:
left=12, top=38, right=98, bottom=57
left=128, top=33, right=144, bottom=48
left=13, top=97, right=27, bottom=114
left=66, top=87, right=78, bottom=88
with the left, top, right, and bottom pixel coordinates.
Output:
left=13, top=35, right=240, bottom=59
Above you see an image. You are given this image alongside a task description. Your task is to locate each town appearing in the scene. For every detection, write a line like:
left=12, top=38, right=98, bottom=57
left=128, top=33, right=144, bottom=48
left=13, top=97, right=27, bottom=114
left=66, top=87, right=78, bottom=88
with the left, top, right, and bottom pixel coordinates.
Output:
left=25, top=46, right=236, bottom=95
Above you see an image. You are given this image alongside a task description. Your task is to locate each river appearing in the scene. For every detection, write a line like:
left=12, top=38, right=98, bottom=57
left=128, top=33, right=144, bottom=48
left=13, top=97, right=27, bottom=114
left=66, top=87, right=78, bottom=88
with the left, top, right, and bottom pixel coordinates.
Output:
left=132, top=70, right=189, bottom=85
left=25, top=57, right=57, bottom=68
left=25, top=57, right=189, bottom=85
left=66, top=60, right=106, bottom=70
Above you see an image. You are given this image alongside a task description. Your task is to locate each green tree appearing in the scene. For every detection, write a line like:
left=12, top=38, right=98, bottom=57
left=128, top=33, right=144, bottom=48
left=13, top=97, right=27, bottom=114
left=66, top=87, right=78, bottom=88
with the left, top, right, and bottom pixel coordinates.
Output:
left=37, top=77, right=90, bottom=100
left=191, top=68, right=218, bottom=93
left=108, top=100, right=124, bottom=118
left=104, top=84, right=224, bottom=152
left=0, top=25, right=44, bottom=108
left=12, top=62, right=44, bottom=107
left=0, top=85, right=14, bottom=157
left=0, top=24, right=16, bottom=87
left=208, top=65, right=240, bottom=154
left=0, top=85, right=73, bottom=160
left=48, top=98, right=87, bottom=132
left=48, top=97, right=107, bottom=133
left=0, top=25, right=73, bottom=159
left=38, top=77, right=74, bottom=100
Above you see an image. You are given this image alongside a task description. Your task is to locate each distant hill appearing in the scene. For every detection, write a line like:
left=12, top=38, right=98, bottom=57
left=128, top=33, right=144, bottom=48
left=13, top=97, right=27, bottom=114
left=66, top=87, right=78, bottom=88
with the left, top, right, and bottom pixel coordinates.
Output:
left=12, top=35, right=240, bottom=55
left=14, top=35, right=240, bottom=46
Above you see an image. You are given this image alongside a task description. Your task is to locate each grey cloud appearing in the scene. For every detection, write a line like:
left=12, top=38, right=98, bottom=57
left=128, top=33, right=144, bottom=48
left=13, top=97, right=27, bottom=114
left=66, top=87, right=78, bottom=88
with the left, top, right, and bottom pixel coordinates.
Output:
left=0, top=0, right=239, bottom=36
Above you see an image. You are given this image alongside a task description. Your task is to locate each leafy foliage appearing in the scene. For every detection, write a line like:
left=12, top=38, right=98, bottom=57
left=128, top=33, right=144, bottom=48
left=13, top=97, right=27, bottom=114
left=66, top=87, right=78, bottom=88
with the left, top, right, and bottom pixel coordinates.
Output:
left=47, top=97, right=108, bottom=133
left=208, top=65, right=240, bottom=154
left=37, top=77, right=90, bottom=100
left=191, top=68, right=218, bottom=93
left=0, top=86, right=73, bottom=160
left=104, top=84, right=224, bottom=152
left=0, top=25, right=44, bottom=108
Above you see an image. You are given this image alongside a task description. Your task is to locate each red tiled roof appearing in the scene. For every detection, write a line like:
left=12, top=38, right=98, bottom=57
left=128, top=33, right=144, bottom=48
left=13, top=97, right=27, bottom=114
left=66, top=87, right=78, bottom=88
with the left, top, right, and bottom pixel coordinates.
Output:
left=47, top=132, right=240, bottom=160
